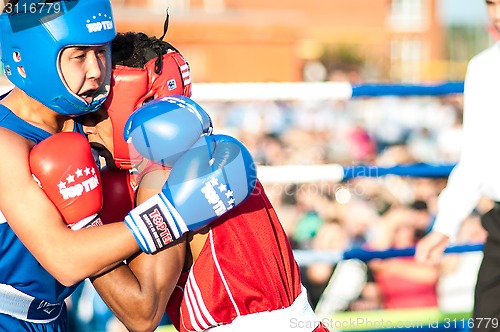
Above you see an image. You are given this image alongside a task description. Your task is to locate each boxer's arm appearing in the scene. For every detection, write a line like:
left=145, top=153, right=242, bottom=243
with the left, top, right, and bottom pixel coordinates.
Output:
left=92, top=168, right=186, bottom=332
left=92, top=236, right=186, bottom=331
left=0, top=128, right=138, bottom=286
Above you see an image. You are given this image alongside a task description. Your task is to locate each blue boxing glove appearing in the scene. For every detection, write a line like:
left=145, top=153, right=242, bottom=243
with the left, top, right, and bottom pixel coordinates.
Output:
left=124, top=134, right=257, bottom=253
left=124, top=95, right=212, bottom=167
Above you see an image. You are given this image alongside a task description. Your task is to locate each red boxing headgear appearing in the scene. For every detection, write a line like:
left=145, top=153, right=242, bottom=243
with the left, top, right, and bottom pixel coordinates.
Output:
left=104, top=51, right=192, bottom=170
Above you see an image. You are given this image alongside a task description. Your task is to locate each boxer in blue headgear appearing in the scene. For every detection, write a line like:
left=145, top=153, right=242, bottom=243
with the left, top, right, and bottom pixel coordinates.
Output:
left=0, top=1, right=147, bottom=331
left=0, top=0, right=116, bottom=115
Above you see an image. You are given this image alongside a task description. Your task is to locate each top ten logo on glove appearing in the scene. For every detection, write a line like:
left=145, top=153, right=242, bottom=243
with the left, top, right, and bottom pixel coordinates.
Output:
left=56, top=166, right=99, bottom=200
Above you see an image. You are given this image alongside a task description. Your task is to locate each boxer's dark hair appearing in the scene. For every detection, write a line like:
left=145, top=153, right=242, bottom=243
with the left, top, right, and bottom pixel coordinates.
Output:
left=111, top=13, right=180, bottom=74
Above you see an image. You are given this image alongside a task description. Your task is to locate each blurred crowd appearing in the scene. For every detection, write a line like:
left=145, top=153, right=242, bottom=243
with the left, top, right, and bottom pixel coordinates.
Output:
left=68, top=93, right=489, bottom=330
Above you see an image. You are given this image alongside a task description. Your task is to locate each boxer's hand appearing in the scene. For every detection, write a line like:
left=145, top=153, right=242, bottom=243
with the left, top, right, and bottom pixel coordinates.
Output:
left=30, top=132, right=103, bottom=230
left=125, top=134, right=257, bottom=253
left=415, top=231, right=449, bottom=265
left=124, top=95, right=212, bottom=168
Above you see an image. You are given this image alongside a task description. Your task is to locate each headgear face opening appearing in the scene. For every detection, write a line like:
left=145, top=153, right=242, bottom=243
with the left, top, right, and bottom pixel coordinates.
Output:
left=104, top=51, right=193, bottom=170
left=0, top=0, right=117, bottom=116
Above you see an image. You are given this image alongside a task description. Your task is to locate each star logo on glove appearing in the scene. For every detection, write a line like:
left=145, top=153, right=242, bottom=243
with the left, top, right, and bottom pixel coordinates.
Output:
left=75, top=168, right=83, bottom=178
left=66, top=174, right=75, bottom=184
left=210, top=177, right=219, bottom=186
left=200, top=177, right=237, bottom=216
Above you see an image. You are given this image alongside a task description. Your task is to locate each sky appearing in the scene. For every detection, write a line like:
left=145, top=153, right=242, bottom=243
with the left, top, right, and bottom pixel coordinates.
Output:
left=438, top=0, right=489, bottom=26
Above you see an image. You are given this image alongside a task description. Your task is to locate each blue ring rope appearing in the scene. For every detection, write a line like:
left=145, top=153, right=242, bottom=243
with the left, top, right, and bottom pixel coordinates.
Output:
left=293, top=243, right=484, bottom=266
left=351, top=82, right=464, bottom=97
left=343, top=243, right=484, bottom=262
left=343, top=163, right=456, bottom=181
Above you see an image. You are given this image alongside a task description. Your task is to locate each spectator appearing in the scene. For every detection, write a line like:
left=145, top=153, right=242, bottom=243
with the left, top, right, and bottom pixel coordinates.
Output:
left=369, top=206, right=439, bottom=309
left=304, top=219, right=350, bottom=308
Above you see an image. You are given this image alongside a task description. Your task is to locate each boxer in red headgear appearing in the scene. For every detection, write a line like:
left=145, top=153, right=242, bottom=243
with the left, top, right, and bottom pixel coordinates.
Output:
left=83, top=31, right=329, bottom=332
left=104, top=32, right=192, bottom=170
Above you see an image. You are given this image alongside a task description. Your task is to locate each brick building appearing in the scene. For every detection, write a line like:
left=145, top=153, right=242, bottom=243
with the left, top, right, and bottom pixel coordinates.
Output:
left=110, top=0, right=449, bottom=83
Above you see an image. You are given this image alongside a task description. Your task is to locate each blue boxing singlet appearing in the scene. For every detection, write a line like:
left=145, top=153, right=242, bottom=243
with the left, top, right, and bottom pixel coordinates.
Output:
left=0, top=104, right=79, bottom=331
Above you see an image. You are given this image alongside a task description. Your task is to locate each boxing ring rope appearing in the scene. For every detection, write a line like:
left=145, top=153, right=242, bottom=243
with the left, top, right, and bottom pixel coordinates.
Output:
left=350, top=82, right=464, bottom=98
left=256, top=163, right=456, bottom=184
left=293, top=243, right=484, bottom=267
left=0, top=81, right=465, bottom=101
left=191, top=81, right=464, bottom=101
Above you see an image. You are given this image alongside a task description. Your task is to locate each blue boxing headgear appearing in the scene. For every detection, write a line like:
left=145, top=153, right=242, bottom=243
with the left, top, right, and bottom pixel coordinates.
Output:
left=0, top=0, right=116, bottom=116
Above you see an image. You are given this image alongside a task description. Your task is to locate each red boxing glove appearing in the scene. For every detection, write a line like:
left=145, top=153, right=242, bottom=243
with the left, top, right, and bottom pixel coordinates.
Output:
left=100, top=167, right=136, bottom=224
left=29, top=132, right=103, bottom=230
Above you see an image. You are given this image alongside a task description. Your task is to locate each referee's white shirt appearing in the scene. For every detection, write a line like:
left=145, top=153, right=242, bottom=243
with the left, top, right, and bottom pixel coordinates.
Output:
left=433, top=42, right=500, bottom=239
